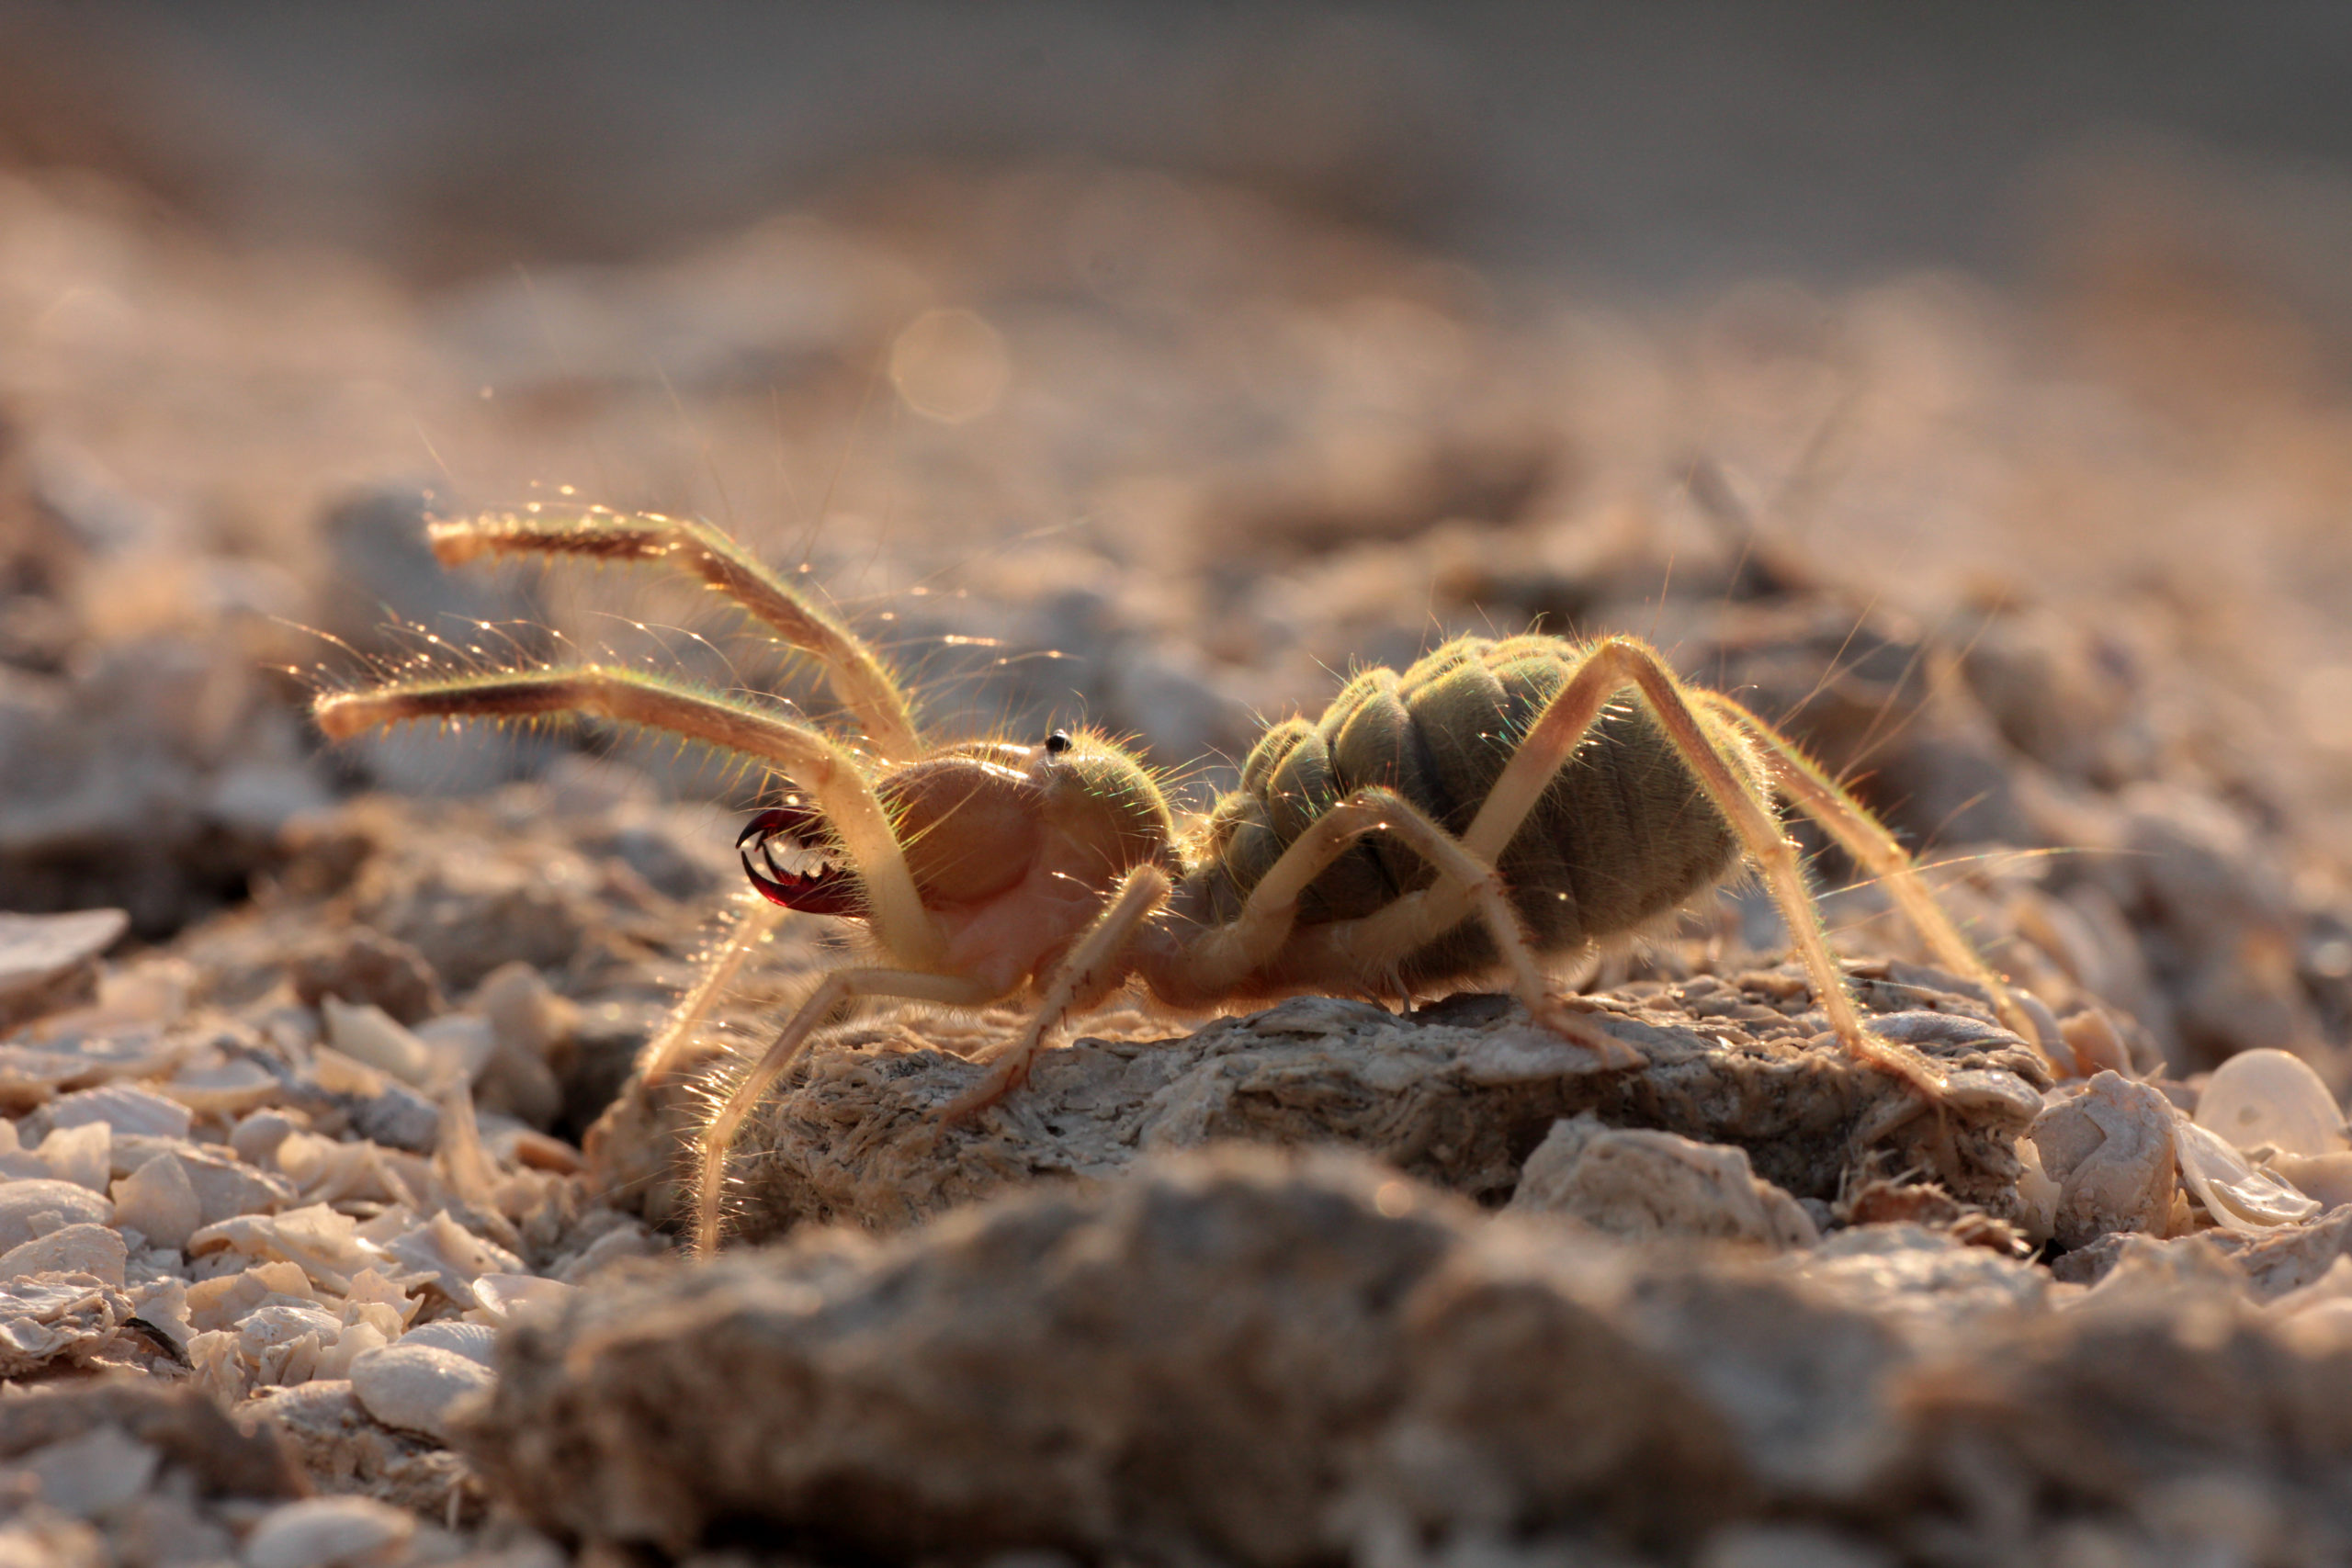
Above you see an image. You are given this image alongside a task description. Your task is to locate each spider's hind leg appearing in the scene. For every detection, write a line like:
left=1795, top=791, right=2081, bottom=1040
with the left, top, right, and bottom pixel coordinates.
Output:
left=1453, top=636, right=1952, bottom=1099
left=1699, top=692, right=2057, bottom=1071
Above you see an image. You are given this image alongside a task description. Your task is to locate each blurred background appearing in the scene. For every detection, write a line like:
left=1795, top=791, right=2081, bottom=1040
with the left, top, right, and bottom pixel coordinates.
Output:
left=3, top=2, right=2351, bottom=1083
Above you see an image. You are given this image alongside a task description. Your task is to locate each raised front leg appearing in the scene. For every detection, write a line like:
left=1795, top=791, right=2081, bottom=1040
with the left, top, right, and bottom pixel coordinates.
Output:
left=427, top=509, right=921, bottom=759
left=315, top=664, right=941, bottom=971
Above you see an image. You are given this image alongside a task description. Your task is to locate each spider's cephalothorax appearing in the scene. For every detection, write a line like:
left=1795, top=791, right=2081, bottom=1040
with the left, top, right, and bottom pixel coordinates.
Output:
left=313, top=507, right=2057, bottom=1253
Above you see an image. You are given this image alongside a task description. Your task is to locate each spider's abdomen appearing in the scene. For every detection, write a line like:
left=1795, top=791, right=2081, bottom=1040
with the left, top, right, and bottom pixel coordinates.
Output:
left=1183, top=634, right=1752, bottom=986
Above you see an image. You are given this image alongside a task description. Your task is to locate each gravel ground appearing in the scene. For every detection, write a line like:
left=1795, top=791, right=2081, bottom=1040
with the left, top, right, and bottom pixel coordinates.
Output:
left=2, top=119, right=2352, bottom=1566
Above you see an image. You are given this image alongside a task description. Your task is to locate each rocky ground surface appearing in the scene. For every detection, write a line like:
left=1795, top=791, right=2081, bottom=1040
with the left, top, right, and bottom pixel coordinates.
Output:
left=3, top=137, right=2352, bottom=1568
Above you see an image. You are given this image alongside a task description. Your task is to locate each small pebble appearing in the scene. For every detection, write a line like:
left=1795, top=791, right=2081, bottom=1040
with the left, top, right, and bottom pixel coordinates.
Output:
left=242, top=1495, right=415, bottom=1568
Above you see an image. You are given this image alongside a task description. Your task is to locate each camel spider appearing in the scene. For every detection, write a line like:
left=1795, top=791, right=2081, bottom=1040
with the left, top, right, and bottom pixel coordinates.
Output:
left=313, top=506, right=2055, bottom=1253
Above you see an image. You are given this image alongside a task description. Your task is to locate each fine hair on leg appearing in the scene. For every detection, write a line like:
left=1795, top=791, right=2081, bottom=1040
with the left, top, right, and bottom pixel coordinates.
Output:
left=639, top=892, right=787, bottom=1087
left=1698, top=691, right=2052, bottom=1066
left=1451, top=636, right=1948, bottom=1096
left=314, top=664, right=942, bottom=970
left=427, top=508, right=920, bottom=759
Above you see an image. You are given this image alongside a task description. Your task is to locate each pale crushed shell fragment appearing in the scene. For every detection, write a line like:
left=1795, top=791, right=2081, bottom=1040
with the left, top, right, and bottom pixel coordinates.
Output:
left=399, top=1319, right=497, bottom=1367
left=1931, top=1067, right=2046, bottom=1122
left=0, top=1121, right=43, bottom=1181
left=187, top=1259, right=318, bottom=1333
left=469, top=1272, right=571, bottom=1325
left=0, top=908, right=127, bottom=1030
left=39, top=1120, right=111, bottom=1193
left=0, top=1179, right=113, bottom=1250
left=2263, top=1150, right=2352, bottom=1211
left=321, top=997, right=449, bottom=1090
left=231, top=1110, right=302, bottom=1168
left=44, top=1082, right=193, bottom=1140
left=378, top=1213, right=524, bottom=1308
left=187, top=1204, right=390, bottom=1294
left=0, top=1223, right=126, bottom=1287
left=0, top=1029, right=182, bottom=1112
left=2173, top=1114, right=2323, bottom=1232
left=112, top=1151, right=204, bottom=1251
left=160, top=1054, right=281, bottom=1116
left=0, top=1273, right=134, bottom=1373
left=2195, top=1048, right=2348, bottom=1156
left=113, top=1135, right=299, bottom=1224
left=2012, top=1137, right=2061, bottom=1244
left=1507, top=1113, right=1818, bottom=1249
left=348, top=1341, right=494, bottom=1443
left=243, top=1495, right=416, bottom=1568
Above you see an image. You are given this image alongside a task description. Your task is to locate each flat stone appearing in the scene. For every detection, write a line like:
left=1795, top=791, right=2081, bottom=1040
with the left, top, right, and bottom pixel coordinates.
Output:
left=0, top=909, right=127, bottom=1031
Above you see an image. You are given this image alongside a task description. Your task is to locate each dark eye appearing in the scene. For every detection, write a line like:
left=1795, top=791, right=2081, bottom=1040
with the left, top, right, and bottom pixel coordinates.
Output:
left=1045, top=730, right=1072, bottom=755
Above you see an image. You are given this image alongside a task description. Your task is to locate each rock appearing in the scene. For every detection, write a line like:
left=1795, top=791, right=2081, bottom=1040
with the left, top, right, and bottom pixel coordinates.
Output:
left=0, top=1224, right=125, bottom=1288
left=472, top=1142, right=2352, bottom=1565
left=348, top=1344, right=493, bottom=1445
left=347, top=1083, right=441, bottom=1154
left=0, top=1381, right=304, bottom=1500
left=1507, top=1113, right=1819, bottom=1249
left=1791, top=1225, right=2047, bottom=1344
left=696, top=972, right=2047, bottom=1246
left=243, top=1381, right=486, bottom=1524
left=22, top=1424, right=159, bottom=1519
left=288, top=930, right=445, bottom=1027
left=242, top=1496, right=414, bottom=1568
left=473, top=1148, right=1920, bottom=1562
left=0, top=1179, right=113, bottom=1250
left=110, top=1152, right=203, bottom=1252
left=2028, top=1070, right=2179, bottom=1247
left=0, top=908, right=126, bottom=1031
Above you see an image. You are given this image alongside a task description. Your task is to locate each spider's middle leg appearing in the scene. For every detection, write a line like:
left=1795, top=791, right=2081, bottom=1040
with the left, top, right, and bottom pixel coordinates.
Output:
left=1145, top=788, right=1642, bottom=1067
left=939, top=863, right=1175, bottom=1121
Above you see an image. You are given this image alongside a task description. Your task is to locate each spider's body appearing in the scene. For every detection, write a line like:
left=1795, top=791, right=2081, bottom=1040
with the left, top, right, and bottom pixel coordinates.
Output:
left=1177, top=635, right=1755, bottom=997
left=313, top=507, right=2052, bottom=1252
